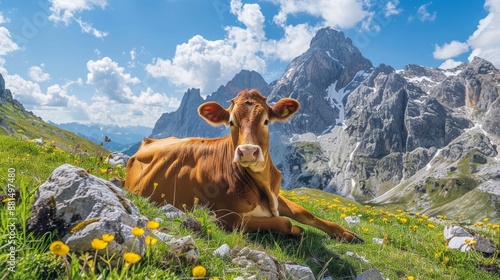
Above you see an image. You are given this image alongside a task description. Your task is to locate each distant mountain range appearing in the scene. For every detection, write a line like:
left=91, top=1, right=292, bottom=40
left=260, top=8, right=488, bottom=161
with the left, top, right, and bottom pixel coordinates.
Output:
left=51, top=122, right=151, bottom=152
left=142, top=27, right=500, bottom=223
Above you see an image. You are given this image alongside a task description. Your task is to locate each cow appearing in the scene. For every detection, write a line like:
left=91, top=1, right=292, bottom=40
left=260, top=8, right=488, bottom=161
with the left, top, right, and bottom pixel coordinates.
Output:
left=125, top=89, right=364, bottom=243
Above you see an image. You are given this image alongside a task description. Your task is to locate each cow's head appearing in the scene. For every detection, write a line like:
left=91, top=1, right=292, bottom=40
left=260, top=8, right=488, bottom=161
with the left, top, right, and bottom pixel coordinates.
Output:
left=198, top=89, right=300, bottom=172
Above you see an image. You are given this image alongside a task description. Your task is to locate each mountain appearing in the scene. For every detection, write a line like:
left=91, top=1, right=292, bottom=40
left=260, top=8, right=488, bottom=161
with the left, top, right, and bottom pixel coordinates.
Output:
left=52, top=122, right=151, bottom=152
left=0, top=74, right=105, bottom=154
left=265, top=27, right=373, bottom=135
left=144, top=27, right=500, bottom=223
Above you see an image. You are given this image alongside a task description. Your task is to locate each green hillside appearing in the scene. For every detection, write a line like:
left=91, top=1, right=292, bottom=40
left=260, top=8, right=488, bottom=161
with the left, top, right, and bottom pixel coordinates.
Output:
left=0, top=102, right=107, bottom=155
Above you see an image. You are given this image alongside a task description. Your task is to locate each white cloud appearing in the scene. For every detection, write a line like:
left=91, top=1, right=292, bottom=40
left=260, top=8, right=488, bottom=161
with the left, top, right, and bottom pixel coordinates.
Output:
left=28, top=65, right=51, bottom=82
left=272, top=0, right=368, bottom=29
left=417, top=3, right=437, bottom=22
left=146, top=0, right=268, bottom=94
left=0, top=26, right=20, bottom=55
left=384, top=1, right=402, bottom=17
left=439, top=59, right=463, bottom=70
left=86, top=57, right=140, bottom=103
left=466, top=0, right=500, bottom=67
left=263, top=24, right=316, bottom=61
left=48, top=0, right=108, bottom=38
left=433, top=40, right=469, bottom=60
left=75, top=18, right=108, bottom=38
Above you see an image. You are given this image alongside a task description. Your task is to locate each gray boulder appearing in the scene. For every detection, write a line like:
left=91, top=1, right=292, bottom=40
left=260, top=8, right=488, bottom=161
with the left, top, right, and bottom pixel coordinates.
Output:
left=27, top=164, right=148, bottom=257
left=105, top=152, right=130, bottom=166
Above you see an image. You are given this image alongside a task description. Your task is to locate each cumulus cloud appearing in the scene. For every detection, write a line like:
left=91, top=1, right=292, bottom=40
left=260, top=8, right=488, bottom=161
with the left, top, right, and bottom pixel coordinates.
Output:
left=48, top=0, right=108, bottom=38
left=417, top=3, right=437, bottom=22
left=86, top=57, right=140, bottom=103
left=439, top=59, right=463, bottom=70
left=28, top=65, right=51, bottom=82
left=146, top=0, right=268, bottom=94
left=272, top=0, right=368, bottom=29
left=433, top=40, right=469, bottom=60
left=466, top=0, right=500, bottom=67
left=5, top=73, right=78, bottom=107
left=264, top=24, right=316, bottom=61
left=0, top=27, right=20, bottom=55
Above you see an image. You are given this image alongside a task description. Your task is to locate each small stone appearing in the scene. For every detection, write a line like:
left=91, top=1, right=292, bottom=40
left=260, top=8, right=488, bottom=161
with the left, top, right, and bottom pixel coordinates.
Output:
left=213, top=243, right=231, bottom=258
left=345, top=216, right=360, bottom=225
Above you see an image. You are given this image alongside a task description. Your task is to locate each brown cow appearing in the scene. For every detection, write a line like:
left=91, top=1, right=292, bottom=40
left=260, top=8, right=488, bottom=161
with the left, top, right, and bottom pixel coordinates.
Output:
left=125, top=89, right=363, bottom=243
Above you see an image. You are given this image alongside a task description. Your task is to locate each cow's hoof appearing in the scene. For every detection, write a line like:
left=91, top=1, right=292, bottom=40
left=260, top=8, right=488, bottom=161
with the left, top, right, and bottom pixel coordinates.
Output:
left=288, top=225, right=304, bottom=238
left=341, top=232, right=365, bottom=244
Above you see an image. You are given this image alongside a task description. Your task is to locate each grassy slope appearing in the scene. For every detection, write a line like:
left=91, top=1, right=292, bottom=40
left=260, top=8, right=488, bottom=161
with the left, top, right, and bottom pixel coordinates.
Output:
left=0, top=135, right=498, bottom=279
left=0, top=102, right=106, bottom=154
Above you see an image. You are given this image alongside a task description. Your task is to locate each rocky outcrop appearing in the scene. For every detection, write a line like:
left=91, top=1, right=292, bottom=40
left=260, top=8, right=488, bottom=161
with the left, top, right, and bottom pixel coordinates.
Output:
left=27, top=164, right=148, bottom=257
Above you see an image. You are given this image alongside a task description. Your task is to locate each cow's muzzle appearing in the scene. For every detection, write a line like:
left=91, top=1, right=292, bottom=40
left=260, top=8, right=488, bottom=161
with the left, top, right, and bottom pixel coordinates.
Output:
left=233, top=144, right=264, bottom=163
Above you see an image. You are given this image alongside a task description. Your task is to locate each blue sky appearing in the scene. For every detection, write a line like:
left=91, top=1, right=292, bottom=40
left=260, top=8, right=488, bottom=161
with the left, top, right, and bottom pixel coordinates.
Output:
left=0, top=0, right=498, bottom=127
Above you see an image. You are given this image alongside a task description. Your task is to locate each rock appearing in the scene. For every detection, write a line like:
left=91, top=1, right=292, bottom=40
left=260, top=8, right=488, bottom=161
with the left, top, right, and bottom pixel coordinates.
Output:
left=167, top=235, right=200, bottom=263
left=448, top=236, right=473, bottom=252
left=345, top=216, right=361, bottom=225
left=27, top=164, right=148, bottom=257
left=443, top=225, right=473, bottom=240
left=282, top=262, right=315, bottom=280
left=32, top=137, right=44, bottom=145
left=472, top=234, right=496, bottom=255
left=105, top=152, right=130, bottom=166
left=152, top=230, right=173, bottom=243
left=213, top=243, right=231, bottom=258
left=372, top=238, right=384, bottom=245
left=159, top=204, right=185, bottom=219
left=355, top=268, right=385, bottom=280
left=232, top=247, right=279, bottom=280
left=346, top=252, right=370, bottom=263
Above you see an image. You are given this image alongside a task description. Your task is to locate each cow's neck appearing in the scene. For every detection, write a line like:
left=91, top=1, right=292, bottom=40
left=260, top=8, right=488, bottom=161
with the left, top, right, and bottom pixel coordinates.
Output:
left=223, top=135, right=280, bottom=216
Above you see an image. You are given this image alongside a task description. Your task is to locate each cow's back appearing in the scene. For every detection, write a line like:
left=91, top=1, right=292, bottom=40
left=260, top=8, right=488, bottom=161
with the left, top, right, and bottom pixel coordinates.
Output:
left=124, top=136, right=265, bottom=215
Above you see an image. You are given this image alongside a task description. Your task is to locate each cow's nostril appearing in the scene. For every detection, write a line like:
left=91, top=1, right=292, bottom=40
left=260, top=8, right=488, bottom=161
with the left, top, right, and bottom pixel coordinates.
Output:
left=253, top=149, right=259, bottom=158
left=237, top=148, right=244, bottom=157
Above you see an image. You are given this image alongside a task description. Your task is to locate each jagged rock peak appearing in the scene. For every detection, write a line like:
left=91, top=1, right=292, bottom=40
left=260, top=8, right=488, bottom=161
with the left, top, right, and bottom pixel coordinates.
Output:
left=462, top=56, right=497, bottom=76
left=224, top=70, right=268, bottom=93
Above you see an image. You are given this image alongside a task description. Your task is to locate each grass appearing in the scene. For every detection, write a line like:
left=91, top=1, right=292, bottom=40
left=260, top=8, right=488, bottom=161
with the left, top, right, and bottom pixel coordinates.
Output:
left=0, top=135, right=499, bottom=279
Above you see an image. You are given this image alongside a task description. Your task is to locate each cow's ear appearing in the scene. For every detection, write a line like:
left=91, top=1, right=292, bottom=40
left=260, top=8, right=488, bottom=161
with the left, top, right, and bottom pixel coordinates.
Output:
left=270, top=98, right=300, bottom=122
left=198, top=102, right=230, bottom=126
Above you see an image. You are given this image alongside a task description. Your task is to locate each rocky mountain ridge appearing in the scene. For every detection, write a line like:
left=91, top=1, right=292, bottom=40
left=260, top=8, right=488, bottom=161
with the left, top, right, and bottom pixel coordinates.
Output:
left=137, top=27, right=500, bottom=222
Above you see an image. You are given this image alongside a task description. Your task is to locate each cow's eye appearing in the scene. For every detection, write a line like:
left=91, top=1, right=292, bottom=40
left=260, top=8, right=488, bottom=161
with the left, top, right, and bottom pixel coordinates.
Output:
left=264, top=119, right=269, bottom=126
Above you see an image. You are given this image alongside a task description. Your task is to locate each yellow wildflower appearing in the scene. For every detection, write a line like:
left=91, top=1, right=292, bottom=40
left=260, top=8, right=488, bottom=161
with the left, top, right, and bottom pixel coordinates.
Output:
left=407, top=276, right=414, bottom=280
left=100, top=168, right=107, bottom=174
left=147, top=220, right=160, bottom=230
left=369, top=219, right=374, bottom=223
left=102, top=234, right=115, bottom=242
left=153, top=182, right=158, bottom=188
left=132, top=227, right=145, bottom=237
left=382, top=218, right=388, bottom=223
left=400, top=218, right=407, bottom=224
left=91, top=238, right=108, bottom=250
left=123, top=252, right=141, bottom=264
left=145, top=235, right=158, bottom=246
left=192, top=265, right=207, bottom=277
left=49, top=241, right=70, bottom=257
left=341, top=214, right=346, bottom=219
left=427, top=224, right=435, bottom=229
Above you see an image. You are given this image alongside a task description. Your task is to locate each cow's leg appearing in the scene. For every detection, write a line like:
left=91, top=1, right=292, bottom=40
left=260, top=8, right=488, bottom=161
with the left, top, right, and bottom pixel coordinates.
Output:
left=277, top=195, right=364, bottom=244
left=215, top=210, right=303, bottom=237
